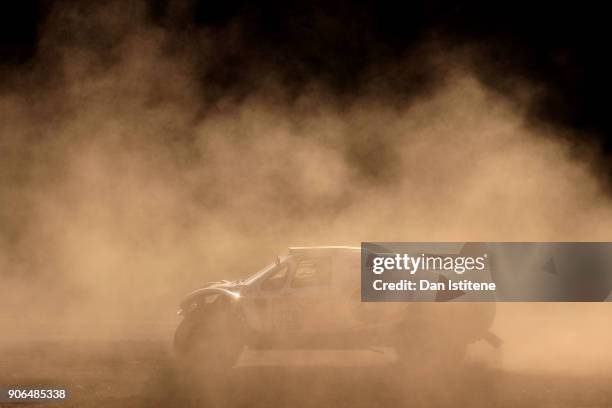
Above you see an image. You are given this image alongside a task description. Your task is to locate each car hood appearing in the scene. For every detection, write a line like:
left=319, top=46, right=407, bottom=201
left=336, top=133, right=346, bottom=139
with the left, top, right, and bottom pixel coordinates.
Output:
left=178, top=280, right=244, bottom=310
left=202, top=279, right=243, bottom=290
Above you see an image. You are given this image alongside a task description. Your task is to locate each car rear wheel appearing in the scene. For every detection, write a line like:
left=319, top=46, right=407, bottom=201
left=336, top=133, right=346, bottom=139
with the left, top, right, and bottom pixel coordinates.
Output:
left=393, top=302, right=495, bottom=368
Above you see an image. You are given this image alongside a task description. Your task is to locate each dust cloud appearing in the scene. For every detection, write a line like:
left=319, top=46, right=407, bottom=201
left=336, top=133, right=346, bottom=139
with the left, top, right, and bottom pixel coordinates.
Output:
left=1, top=0, right=612, bottom=377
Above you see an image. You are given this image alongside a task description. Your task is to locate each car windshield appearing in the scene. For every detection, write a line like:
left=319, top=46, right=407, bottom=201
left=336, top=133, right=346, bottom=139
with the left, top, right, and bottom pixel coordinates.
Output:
left=241, top=256, right=291, bottom=285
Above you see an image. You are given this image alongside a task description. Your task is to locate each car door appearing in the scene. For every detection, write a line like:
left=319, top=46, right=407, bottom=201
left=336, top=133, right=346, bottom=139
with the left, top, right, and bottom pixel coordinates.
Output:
left=268, top=256, right=336, bottom=334
left=239, top=261, right=291, bottom=333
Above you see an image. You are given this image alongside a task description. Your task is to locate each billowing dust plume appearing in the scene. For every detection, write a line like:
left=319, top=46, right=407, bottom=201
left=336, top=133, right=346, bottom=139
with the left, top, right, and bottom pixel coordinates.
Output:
left=1, top=0, right=612, bottom=374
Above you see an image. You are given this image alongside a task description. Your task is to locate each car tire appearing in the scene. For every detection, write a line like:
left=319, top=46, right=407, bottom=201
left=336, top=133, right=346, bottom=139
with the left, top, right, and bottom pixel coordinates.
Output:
left=174, top=300, right=245, bottom=372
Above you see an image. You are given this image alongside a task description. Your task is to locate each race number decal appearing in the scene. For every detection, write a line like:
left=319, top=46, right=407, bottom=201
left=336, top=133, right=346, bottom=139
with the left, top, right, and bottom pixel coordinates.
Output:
left=270, top=297, right=315, bottom=332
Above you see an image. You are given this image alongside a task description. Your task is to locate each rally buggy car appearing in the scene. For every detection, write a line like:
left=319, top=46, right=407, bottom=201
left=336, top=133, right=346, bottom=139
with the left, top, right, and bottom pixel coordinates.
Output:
left=174, top=246, right=498, bottom=368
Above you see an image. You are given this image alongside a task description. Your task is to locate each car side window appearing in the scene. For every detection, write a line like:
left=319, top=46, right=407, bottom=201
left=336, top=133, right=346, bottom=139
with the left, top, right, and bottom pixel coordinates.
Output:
left=292, top=258, right=332, bottom=288
left=261, top=265, right=289, bottom=291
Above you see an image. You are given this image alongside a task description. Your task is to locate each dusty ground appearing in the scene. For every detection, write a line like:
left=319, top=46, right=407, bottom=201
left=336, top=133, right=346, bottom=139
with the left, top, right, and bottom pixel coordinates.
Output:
left=2, top=341, right=612, bottom=408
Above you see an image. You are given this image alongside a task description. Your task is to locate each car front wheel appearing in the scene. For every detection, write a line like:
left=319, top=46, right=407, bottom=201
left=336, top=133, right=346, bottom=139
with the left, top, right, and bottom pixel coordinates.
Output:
left=174, top=301, right=245, bottom=372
